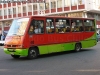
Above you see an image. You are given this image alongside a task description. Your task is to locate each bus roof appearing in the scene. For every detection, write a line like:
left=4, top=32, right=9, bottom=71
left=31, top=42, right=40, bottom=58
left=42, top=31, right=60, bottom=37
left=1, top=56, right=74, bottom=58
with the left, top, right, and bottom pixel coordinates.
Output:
left=30, top=16, right=95, bottom=20
left=12, top=16, right=95, bottom=20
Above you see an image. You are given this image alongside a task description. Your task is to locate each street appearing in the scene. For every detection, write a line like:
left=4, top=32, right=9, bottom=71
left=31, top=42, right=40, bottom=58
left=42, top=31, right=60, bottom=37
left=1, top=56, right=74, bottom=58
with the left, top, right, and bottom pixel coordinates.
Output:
left=0, top=42, right=100, bottom=75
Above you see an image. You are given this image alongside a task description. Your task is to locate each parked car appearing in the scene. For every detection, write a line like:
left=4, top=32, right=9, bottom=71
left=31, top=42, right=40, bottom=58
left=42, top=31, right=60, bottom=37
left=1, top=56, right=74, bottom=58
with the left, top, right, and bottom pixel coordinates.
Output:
left=0, top=31, right=8, bottom=46
left=97, top=33, right=100, bottom=42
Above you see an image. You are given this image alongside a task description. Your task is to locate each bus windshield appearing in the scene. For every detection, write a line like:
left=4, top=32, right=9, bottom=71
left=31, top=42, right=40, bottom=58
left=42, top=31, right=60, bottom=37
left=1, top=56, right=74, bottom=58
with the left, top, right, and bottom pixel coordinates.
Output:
left=7, top=18, right=29, bottom=36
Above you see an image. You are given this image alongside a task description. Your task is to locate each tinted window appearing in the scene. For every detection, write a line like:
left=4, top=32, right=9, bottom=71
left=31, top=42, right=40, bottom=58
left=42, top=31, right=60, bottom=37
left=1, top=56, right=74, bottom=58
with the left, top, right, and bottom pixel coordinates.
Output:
left=55, top=19, right=70, bottom=33
left=84, top=20, right=95, bottom=31
left=71, top=19, right=83, bottom=32
left=29, top=20, right=44, bottom=34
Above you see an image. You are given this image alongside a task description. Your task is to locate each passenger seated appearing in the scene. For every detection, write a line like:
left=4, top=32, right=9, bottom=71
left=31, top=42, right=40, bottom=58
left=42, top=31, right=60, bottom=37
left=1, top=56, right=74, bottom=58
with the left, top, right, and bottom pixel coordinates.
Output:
left=34, top=25, right=41, bottom=33
left=85, top=26, right=89, bottom=31
left=89, top=26, right=95, bottom=31
left=48, top=28, right=52, bottom=33
left=56, top=28, right=58, bottom=33
left=72, top=26, right=79, bottom=32
left=79, top=26, right=84, bottom=31
left=29, top=25, right=34, bottom=34
left=66, top=27, right=70, bottom=32
left=59, top=28, right=64, bottom=33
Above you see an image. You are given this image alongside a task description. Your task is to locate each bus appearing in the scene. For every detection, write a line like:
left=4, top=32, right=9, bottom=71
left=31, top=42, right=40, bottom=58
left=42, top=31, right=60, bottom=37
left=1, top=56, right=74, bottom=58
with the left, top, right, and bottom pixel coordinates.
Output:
left=4, top=16, right=97, bottom=59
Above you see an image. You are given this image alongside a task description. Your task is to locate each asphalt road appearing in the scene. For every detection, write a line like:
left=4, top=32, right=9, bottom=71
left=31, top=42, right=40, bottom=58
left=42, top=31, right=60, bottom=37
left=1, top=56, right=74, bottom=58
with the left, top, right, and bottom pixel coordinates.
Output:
left=0, top=42, right=100, bottom=75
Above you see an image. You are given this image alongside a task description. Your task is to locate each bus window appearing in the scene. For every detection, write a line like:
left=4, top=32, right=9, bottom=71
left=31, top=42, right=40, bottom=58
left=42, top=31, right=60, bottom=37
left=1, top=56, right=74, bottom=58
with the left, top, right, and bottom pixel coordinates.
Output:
left=84, top=20, right=95, bottom=31
left=71, top=19, right=83, bottom=32
left=46, top=19, right=54, bottom=33
left=55, top=19, right=70, bottom=33
left=29, top=20, right=44, bottom=34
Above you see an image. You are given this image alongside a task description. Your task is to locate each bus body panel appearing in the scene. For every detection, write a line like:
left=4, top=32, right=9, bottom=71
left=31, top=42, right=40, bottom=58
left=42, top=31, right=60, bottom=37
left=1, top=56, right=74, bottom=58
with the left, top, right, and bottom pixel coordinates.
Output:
left=4, top=32, right=96, bottom=56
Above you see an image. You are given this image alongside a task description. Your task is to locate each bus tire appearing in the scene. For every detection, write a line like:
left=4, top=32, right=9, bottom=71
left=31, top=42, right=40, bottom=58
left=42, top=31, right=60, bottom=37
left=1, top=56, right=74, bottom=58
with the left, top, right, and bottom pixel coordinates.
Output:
left=27, top=47, right=38, bottom=59
left=75, top=43, right=81, bottom=52
left=11, top=55, right=20, bottom=59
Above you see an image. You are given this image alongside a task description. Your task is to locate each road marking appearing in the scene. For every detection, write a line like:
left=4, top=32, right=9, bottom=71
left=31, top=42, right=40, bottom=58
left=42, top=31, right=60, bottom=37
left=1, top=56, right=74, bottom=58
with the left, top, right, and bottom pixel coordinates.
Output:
left=72, top=69, right=100, bottom=72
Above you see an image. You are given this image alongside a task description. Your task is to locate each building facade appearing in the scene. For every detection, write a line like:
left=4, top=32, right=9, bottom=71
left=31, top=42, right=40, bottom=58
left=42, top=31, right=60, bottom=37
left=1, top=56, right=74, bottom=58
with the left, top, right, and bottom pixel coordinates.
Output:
left=0, top=0, right=100, bottom=33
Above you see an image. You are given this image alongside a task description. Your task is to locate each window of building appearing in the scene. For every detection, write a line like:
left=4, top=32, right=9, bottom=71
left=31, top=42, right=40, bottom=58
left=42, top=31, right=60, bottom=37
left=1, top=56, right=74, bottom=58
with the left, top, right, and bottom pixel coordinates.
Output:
left=18, top=7, right=21, bottom=13
left=55, top=19, right=71, bottom=33
left=57, top=0, right=62, bottom=8
left=13, top=8, right=16, bottom=14
left=71, top=0, right=78, bottom=6
left=46, top=19, right=54, bottom=33
left=0, top=10, right=2, bottom=16
left=29, top=20, right=44, bottom=34
left=23, top=6, right=26, bottom=13
left=71, top=19, right=84, bottom=32
left=33, top=4, right=37, bottom=11
left=84, top=20, right=95, bottom=31
left=78, top=0, right=85, bottom=5
left=51, top=1, right=56, bottom=9
left=8, top=9, right=11, bottom=15
left=45, top=3, right=49, bottom=9
left=39, top=3, right=44, bottom=10
left=4, top=9, right=7, bottom=15
left=64, top=0, right=70, bottom=7
left=28, top=5, right=32, bottom=12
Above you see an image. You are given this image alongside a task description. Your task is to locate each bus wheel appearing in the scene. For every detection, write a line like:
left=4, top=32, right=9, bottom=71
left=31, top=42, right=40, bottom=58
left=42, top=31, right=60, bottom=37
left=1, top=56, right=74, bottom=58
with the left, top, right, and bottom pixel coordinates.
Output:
left=75, top=43, right=81, bottom=52
left=11, top=55, right=20, bottom=59
left=27, top=48, right=38, bottom=59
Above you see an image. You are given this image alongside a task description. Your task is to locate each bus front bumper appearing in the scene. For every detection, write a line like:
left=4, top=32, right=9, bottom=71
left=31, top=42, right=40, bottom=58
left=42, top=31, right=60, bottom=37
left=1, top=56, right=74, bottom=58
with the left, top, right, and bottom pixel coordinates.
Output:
left=4, top=48, right=28, bottom=56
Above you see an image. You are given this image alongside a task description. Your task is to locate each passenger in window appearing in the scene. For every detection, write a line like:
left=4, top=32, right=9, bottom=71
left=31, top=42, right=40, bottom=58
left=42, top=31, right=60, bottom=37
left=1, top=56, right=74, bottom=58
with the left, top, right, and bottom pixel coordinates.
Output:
left=66, top=27, right=70, bottom=32
left=29, top=25, right=34, bottom=34
left=91, top=26, right=95, bottom=31
left=48, top=28, right=52, bottom=33
left=46, top=22, right=50, bottom=27
left=85, top=26, right=89, bottom=31
left=34, top=25, right=41, bottom=33
left=79, top=26, right=84, bottom=31
left=59, top=28, right=64, bottom=33
left=73, top=26, right=79, bottom=32
left=72, top=22, right=76, bottom=28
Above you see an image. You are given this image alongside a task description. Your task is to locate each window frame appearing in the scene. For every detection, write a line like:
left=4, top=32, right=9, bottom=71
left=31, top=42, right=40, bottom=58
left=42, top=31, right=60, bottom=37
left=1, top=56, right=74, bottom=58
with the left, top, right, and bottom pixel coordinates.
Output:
left=55, top=18, right=71, bottom=33
left=71, top=19, right=84, bottom=32
left=83, top=19, right=95, bottom=32
left=28, top=19, right=45, bottom=35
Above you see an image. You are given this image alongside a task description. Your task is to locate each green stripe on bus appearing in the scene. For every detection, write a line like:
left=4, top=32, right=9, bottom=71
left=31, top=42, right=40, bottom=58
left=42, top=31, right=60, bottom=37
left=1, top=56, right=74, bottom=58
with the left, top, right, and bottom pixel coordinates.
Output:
left=4, top=48, right=28, bottom=56
left=38, top=42, right=75, bottom=55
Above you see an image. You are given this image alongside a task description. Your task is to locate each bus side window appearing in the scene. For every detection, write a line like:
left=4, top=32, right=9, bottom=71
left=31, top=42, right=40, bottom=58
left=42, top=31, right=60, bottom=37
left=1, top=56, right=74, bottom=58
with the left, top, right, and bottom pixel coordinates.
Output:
left=84, top=20, right=95, bottom=32
left=34, top=20, right=44, bottom=34
left=28, top=20, right=44, bottom=34
left=55, top=19, right=70, bottom=33
left=46, top=19, right=54, bottom=34
left=71, top=19, right=83, bottom=32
